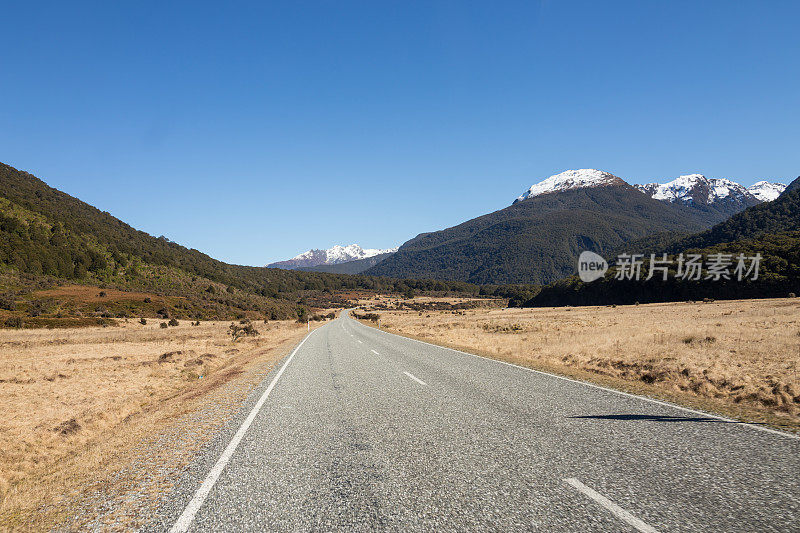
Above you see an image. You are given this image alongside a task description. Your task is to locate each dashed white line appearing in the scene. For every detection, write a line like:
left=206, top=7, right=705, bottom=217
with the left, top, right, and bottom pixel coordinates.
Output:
left=371, top=349, right=379, bottom=355
left=350, top=316, right=798, bottom=440
left=357, top=339, right=362, bottom=344
left=403, top=371, right=427, bottom=386
left=564, top=478, right=659, bottom=533
left=168, top=330, right=315, bottom=533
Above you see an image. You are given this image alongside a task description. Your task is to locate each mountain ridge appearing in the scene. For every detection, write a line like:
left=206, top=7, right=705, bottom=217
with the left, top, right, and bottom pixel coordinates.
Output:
left=366, top=178, right=711, bottom=285
left=267, top=244, right=398, bottom=270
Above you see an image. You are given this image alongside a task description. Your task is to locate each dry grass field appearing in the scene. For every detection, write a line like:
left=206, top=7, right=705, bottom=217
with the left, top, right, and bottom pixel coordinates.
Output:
left=362, top=298, right=800, bottom=433
left=0, top=318, right=316, bottom=530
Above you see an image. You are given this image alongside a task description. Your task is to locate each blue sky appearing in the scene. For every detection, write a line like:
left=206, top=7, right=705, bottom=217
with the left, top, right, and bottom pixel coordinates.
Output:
left=1, top=1, right=798, bottom=265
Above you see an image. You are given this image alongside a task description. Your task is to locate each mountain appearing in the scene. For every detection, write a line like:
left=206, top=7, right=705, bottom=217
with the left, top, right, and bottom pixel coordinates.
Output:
left=513, top=169, right=625, bottom=203
left=365, top=169, right=711, bottom=285
left=635, top=174, right=785, bottom=222
left=267, top=244, right=398, bottom=270
left=748, top=181, right=787, bottom=202
left=525, top=181, right=800, bottom=307
left=297, top=252, right=395, bottom=274
left=0, top=163, right=481, bottom=323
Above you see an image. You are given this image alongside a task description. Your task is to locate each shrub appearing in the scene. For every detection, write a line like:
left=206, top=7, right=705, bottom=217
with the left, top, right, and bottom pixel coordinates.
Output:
left=98, top=291, right=106, bottom=298
left=160, top=322, right=168, bottom=329
left=790, top=293, right=797, bottom=298
left=0, top=296, right=16, bottom=311
left=4, top=316, right=23, bottom=328
left=168, top=318, right=179, bottom=327
left=229, top=322, right=259, bottom=341
left=144, top=297, right=152, bottom=303
left=140, top=318, right=147, bottom=325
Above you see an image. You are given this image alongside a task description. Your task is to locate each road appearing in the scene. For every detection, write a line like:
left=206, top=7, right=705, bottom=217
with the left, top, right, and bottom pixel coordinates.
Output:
left=150, top=311, right=800, bottom=532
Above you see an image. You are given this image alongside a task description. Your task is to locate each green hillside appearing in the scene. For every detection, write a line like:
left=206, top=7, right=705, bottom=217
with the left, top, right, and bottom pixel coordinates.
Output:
left=0, top=163, right=503, bottom=323
left=524, top=180, right=800, bottom=307
left=366, top=184, right=709, bottom=285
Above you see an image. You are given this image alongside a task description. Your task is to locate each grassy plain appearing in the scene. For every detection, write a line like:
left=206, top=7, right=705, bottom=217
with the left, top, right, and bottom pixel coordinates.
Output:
left=361, top=298, right=800, bottom=433
left=0, top=318, right=314, bottom=530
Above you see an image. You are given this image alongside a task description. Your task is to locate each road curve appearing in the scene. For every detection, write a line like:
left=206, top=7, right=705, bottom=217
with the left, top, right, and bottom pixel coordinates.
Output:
left=148, top=311, right=800, bottom=532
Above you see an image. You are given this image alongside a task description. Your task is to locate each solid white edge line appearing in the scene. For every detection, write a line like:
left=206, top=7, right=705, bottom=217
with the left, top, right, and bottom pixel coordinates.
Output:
left=564, top=478, right=659, bottom=533
left=348, top=315, right=799, bottom=440
left=168, top=328, right=317, bottom=533
left=403, top=371, right=427, bottom=386
left=371, top=349, right=379, bottom=355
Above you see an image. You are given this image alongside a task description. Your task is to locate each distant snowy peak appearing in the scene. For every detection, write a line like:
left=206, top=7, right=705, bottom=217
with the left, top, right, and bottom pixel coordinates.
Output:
left=268, top=244, right=398, bottom=269
left=514, top=169, right=625, bottom=203
left=321, top=244, right=398, bottom=264
left=747, top=181, right=787, bottom=202
left=636, top=174, right=750, bottom=205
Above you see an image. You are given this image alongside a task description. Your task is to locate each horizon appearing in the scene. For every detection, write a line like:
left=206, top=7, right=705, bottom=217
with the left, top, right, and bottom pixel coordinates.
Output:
left=2, top=1, right=798, bottom=265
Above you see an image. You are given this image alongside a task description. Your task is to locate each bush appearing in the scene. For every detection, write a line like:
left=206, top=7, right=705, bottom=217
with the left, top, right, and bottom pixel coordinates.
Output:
left=157, top=307, right=169, bottom=318
left=0, top=296, right=16, bottom=311
left=4, top=316, right=23, bottom=328
left=160, top=322, right=168, bottom=329
left=98, top=291, right=106, bottom=298
left=144, top=297, right=152, bottom=303
left=229, top=322, right=259, bottom=341
left=168, top=318, right=179, bottom=327
left=140, top=318, right=147, bottom=325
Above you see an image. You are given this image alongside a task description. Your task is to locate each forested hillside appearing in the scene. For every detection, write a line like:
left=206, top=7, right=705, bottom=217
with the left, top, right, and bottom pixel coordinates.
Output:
left=0, top=163, right=515, bottom=323
left=524, top=179, right=800, bottom=307
left=366, top=184, right=710, bottom=285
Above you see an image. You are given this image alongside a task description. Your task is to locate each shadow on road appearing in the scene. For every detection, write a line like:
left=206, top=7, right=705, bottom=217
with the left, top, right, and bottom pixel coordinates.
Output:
left=568, top=414, right=735, bottom=423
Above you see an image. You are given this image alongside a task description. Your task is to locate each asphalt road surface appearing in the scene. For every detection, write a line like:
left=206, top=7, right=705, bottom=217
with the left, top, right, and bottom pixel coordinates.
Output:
left=149, top=311, right=799, bottom=532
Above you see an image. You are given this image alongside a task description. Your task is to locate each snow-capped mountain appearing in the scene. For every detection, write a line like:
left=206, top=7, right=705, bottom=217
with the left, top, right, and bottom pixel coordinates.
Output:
left=634, top=174, right=758, bottom=205
left=267, top=244, right=398, bottom=270
left=747, top=181, right=787, bottom=202
left=514, top=169, right=625, bottom=203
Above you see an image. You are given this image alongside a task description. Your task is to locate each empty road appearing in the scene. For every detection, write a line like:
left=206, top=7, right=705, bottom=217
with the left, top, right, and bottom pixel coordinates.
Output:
left=150, top=311, right=799, bottom=532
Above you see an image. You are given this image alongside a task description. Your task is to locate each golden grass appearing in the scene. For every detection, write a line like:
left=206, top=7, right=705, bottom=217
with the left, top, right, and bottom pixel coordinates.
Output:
left=0, top=318, right=314, bottom=530
left=364, top=298, right=800, bottom=432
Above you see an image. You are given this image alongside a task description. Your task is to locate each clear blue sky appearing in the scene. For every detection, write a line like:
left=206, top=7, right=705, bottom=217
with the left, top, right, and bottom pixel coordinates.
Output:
left=2, top=1, right=798, bottom=265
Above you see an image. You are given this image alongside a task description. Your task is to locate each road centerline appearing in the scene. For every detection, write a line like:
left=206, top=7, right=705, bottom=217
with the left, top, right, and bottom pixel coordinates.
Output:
left=403, top=371, right=427, bottom=386
left=564, top=478, right=659, bottom=533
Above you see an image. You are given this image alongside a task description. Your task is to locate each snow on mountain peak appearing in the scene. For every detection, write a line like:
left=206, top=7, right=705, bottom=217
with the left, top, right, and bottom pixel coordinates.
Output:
left=636, top=174, right=755, bottom=205
left=747, top=181, right=787, bottom=202
left=268, top=244, right=398, bottom=269
left=515, top=169, right=624, bottom=203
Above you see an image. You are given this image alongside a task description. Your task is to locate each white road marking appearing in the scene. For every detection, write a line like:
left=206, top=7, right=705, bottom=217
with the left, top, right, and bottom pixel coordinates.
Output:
left=350, top=316, right=798, bottom=440
left=371, top=349, right=379, bottom=355
left=564, top=478, right=659, bottom=533
left=357, top=339, right=362, bottom=343
left=169, top=330, right=316, bottom=533
left=403, top=371, right=427, bottom=386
